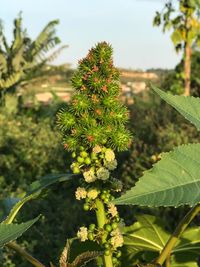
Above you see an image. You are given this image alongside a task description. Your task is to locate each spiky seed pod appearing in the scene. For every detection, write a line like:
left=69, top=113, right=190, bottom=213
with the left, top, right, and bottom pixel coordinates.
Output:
left=71, top=72, right=83, bottom=89
left=71, top=94, right=90, bottom=114
left=63, top=136, right=78, bottom=151
left=57, top=110, right=76, bottom=131
left=109, top=127, right=132, bottom=151
left=57, top=42, right=132, bottom=152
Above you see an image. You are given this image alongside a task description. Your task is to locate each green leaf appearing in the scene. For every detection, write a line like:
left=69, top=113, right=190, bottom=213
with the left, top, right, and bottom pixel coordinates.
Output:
left=3, top=173, right=73, bottom=224
left=113, top=143, right=200, bottom=207
left=0, top=216, right=39, bottom=248
left=59, top=238, right=102, bottom=267
left=26, top=173, right=73, bottom=196
left=122, top=215, right=200, bottom=267
left=173, top=227, right=200, bottom=255
left=121, top=215, right=169, bottom=266
left=123, top=215, right=169, bottom=252
left=152, top=86, right=200, bottom=131
left=170, top=257, right=198, bottom=267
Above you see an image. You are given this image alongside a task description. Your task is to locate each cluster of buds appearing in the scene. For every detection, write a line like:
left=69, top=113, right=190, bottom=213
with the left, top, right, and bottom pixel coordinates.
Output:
left=71, top=145, right=117, bottom=183
left=76, top=190, right=123, bottom=266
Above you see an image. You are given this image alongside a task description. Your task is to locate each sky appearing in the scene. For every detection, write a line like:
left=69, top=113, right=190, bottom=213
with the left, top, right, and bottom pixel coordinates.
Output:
left=1, top=0, right=182, bottom=70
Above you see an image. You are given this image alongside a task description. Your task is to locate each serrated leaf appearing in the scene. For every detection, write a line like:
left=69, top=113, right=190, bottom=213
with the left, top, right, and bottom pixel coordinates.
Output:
left=68, top=239, right=102, bottom=263
left=72, top=251, right=101, bottom=267
left=0, top=216, right=39, bottom=247
left=59, top=239, right=71, bottom=267
left=3, top=173, right=73, bottom=224
left=26, top=173, right=73, bottom=196
left=59, top=238, right=102, bottom=267
left=114, top=143, right=200, bottom=207
left=152, top=86, right=200, bottom=131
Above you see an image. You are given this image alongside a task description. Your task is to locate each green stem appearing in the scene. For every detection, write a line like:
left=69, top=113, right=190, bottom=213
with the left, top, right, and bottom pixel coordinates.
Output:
left=165, top=255, right=170, bottom=267
left=6, top=242, right=46, bottom=267
left=95, top=199, right=113, bottom=267
left=156, top=204, right=200, bottom=266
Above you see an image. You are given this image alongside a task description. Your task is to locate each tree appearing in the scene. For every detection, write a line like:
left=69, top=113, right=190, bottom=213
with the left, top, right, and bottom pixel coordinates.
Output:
left=0, top=13, right=67, bottom=98
left=161, top=49, right=200, bottom=96
left=153, top=0, right=200, bottom=96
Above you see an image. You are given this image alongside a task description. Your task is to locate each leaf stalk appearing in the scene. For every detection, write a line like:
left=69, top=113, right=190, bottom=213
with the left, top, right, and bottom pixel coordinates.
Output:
left=6, top=242, right=45, bottom=267
left=156, top=204, right=200, bottom=265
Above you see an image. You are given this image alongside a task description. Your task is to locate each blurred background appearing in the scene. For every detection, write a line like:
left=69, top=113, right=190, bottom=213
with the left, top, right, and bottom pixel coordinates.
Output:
left=0, top=0, right=200, bottom=266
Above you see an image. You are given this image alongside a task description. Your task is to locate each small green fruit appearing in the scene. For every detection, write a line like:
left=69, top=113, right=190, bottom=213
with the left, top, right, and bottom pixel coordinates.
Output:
left=100, top=193, right=106, bottom=200
left=105, top=193, right=110, bottom=198
left=80, top=151, right=88, bottom=158
left=116, top=251, right=122, bottom=258
left=104, top=197, right=109, bottom=203
left=77, top=156, right=84, bottom=163
left=104, top=224, right=112, bottom=232
left=104, top=243, right=110, bottom=249
left=112, top=257, right=118, bottom=264
left=72, top=152, right=76, bottom=158
left=85, top=157, right=91, bottom=165
left=111, top=222, right=118, bottom=230
left=104, top=249, right=110, bottom=256
left=110, top=196, right=115, bottom=201
left=83, top=203, right=90, bottom=211
left=91, top=152, right=97, bottom=160
left=115, top=216, right=120, bottom=223
left=73, top=167, right=80, bottom=174
left=80, top=146, right=84, bottom=151
left=89, top=224, right=96, bottom=231
left=102, top=138, right=107, bottom=144
left=88, top=232, right=94, bottom=241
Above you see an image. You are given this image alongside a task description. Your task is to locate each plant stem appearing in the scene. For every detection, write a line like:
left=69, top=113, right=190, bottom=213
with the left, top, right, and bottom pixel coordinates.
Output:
left=156, top=204, right=200, bottom=266
left=165, top=255, right=170, bottom=267
left=6, top=242, right=46, bottom=267
left=95, top=199, right=113, bottom=267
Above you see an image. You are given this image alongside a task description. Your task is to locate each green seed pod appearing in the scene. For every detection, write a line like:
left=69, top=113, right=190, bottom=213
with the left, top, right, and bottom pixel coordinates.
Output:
left=112, top=257, right=118, bottom=264
left=111, top=222, right=118, bottom=230
left=104, top=249, right=111, bottom=256
left=80, top=151, right=88, bottom=158
left=115, top=216, right=120, bottom=223
left=85, top=157, right=91, bottom=165
left=116, top=250, right=122, bottom=258
left=104, top=224, right=112, bottom=232
left=104, top=243, right=110, bottom=249
left=77, top=156, right=84, bottom=163
left=72, top=152, right=76, bottom=158
left=104, top=197, right=109, bottom=203
left=100, top=193, right=106, bottom=200
left=88, top=232, right=94, bottom=241
left=73, top=167, right=81, bottom=174
left=89, top=224, right=96, bottom=231
left=83, top=203, right=90, bottom=211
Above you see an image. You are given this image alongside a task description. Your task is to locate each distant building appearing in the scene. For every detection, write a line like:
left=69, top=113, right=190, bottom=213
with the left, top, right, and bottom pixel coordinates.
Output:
left=120, top=70, right=158, bottom=80
left=127, top=81, right=147, bottom=94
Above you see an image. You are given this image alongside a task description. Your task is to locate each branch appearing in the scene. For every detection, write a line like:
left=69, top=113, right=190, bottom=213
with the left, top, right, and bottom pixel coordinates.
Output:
left=6, top=242, right=46, bottom=267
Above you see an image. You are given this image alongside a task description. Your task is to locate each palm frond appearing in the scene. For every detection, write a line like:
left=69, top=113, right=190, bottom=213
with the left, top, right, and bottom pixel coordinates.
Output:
left=27, top=20, right=60, bottom=60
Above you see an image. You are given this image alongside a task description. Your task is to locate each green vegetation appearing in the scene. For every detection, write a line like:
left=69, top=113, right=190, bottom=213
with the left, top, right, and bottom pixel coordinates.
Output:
left=0, top=13, right=67, bottom=101
left=154, top=0, right=200, bottom=96
left=1, top=4, right=200, bottom=267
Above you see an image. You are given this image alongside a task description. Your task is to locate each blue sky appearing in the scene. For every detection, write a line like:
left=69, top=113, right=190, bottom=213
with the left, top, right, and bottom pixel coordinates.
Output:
left=1, top=0, right=181, bottom=70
